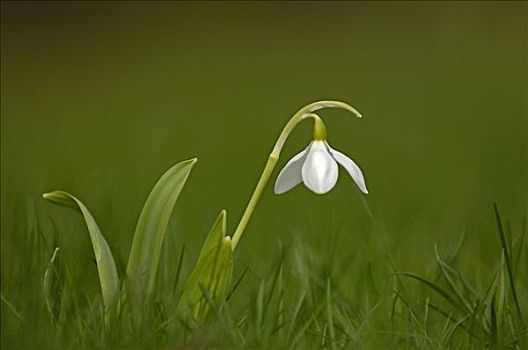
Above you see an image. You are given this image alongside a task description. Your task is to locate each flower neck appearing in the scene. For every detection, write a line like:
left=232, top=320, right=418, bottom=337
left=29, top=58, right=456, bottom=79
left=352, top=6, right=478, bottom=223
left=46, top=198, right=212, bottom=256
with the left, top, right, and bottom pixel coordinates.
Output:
left=307, top=113, right=327, bottom=141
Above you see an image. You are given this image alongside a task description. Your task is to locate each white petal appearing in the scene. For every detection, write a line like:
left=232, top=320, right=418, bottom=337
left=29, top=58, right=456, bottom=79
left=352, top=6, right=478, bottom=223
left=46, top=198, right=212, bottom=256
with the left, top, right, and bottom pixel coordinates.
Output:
left=274, top=143, right=311, bottom=194
left=301, top=141, right=338, bottom=194
left=326, top=142, right=368, bottom=194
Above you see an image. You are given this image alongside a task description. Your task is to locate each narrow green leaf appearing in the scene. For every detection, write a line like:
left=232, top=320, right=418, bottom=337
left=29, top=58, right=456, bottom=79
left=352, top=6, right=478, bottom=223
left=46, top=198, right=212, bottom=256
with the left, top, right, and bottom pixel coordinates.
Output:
left=172, top=244, right=186, bottom=293
left=1, top=294, right=23, bottom=322
left=42, top=190, right=119, bottom=322
left=490, top=294, right=498, bottom=349
left=261, top=254, right=284, bottom=324
left=287, top=291, right=306, bottom=341
left=326, top=278, right=336, bottom=349
left=178, top=237, right=233, bottom=319
left=493, top=203, right=523, bottom=319
left=256, top=279, right=265, bottom=330
left=43, top=246, right=61, bottom=322
left=226, top=267, right=248, bottom=302
left=290, top=299, right=327, bottom=349
left=434, top=245, right=473, bottom=313
left=395, top=272, right=461, bottom=311
left=427, top=302, right=477, bottom=340
left=126, top=158, right=197, bottom=302
left=198, top=209, right=226, bottom=261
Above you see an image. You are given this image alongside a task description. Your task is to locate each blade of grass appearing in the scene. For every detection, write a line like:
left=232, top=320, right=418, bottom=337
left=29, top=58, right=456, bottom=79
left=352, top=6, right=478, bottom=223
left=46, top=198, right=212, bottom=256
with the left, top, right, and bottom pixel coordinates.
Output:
left=493, top=203, right=522, bottom=319
left=197, top=284, right=243, bottom=346
left=43, top=246, right=61, bottom=322
left=513, top=224, right=525, bottom=275
left=326, top=278, right=336, bottom=349
left=289, top=300, right=327, bottom=349
left=496, top=252, right=506, bottom=333
left=392, top=290, right=428, bottom=338
left=287, top=291, right=306, bottom=342
left=262, top=253, right=284, bottom=323
left=277, top=262, right=285, bottom=339
left=256, top=279, right=265, bottom=336
left=226, top=267, right=248, bottom=302
left=490, top=294, right=498, bottom=349
left=172, top=243, right=186, bottom=293
left=1, top=294, right=23, bottom=322
left=395, top=272, right=461, bottom=311
left=434, top=245, right=473, bottom=313
left=446, top=229, right=466, bottom=263
left=428, top=302, right=478, bottom=340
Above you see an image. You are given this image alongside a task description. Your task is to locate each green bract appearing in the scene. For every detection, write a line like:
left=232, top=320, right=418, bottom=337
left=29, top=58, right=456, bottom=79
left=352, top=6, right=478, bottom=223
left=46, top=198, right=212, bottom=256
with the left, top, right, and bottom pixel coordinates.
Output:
left=178, top=210, right=233, bottom=319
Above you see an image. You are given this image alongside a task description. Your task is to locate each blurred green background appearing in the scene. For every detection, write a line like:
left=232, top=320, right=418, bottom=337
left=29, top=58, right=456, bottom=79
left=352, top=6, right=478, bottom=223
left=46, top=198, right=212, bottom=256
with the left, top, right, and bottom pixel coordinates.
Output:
left=1, top=1, right=526, bottom=347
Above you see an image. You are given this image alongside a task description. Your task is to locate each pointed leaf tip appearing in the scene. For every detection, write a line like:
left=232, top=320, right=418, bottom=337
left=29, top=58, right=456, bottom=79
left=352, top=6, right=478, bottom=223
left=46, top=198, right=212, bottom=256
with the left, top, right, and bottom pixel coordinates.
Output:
left=42, top=191, right=62, bottom=200
left=198, top=209, right=228, bottom=261
left=42, top=191, right=78, bottom=209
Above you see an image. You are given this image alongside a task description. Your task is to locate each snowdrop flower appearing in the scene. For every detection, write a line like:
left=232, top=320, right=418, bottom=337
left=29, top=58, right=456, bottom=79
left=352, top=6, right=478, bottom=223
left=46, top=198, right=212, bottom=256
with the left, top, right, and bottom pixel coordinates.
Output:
left=231, top=100, right=366, bottom=250
left=274, top=140, right=368, bottom=195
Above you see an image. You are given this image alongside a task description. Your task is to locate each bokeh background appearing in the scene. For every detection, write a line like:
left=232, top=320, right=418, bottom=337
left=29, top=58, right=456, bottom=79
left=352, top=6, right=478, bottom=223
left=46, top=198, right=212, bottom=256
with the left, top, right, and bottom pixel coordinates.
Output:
left=1, top=1, right=526, bottom=347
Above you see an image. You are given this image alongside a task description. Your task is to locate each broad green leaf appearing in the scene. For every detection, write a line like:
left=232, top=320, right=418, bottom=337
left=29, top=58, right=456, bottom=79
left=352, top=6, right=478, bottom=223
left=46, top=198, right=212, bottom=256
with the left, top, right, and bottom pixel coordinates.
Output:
left=178, top=236, right=233, bottom=319
left=42, top=191, right=119, bottom=323
left=126, top=158, right=197, bottom=302
left=198, top=209, right=226, bottom=261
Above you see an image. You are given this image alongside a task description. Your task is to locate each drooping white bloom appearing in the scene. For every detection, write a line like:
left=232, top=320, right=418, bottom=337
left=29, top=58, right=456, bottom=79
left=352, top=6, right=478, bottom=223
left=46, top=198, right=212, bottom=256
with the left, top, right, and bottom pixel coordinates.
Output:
left=274, top=140, right=368, bottom=195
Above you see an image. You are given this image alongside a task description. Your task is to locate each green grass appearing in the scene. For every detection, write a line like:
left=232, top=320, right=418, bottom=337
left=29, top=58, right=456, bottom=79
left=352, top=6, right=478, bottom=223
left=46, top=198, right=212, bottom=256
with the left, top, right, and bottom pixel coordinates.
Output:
left=1, top=2, right=527, bottom=349
left=1, top=196, right=526, bottom=349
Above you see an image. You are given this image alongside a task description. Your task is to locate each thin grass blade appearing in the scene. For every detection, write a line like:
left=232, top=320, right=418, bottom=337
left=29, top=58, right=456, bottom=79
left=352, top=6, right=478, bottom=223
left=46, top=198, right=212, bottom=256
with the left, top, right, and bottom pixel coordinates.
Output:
left=395, top=272, right=460, bottom=311
left=434, top=245, right=473, bottom=313
left=490, top=294, right=498, bottom=349
left=326, top=278, right=336, bottom=349
left=43, top=246, right=61, bottom=322
left=493, top=203, right=523, bottom=319
left=1, top=294, right=23, bottom=322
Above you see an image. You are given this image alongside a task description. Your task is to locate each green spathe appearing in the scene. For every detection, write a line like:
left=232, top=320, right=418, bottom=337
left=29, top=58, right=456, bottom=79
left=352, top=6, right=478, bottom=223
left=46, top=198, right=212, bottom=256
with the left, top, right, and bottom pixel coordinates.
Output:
left=178, top=236, right=233, bottom=319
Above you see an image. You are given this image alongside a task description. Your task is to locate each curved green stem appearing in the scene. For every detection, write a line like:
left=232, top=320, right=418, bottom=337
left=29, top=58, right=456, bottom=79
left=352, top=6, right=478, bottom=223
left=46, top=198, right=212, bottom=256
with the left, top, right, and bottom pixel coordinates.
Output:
left=230, top=100, right=362, bottom=250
